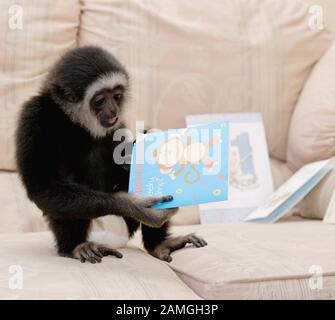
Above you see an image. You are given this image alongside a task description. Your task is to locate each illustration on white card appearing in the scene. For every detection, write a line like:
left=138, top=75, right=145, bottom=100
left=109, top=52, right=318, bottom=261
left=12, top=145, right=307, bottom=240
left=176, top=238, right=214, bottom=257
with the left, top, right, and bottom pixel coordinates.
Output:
left=230, top=131, right=258, bottom=191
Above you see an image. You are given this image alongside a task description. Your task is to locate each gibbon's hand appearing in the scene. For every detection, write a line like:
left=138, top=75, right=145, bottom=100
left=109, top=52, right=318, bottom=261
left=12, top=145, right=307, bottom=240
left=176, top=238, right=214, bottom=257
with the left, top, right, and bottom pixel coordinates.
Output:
left=115, top=193, right=178, bottom=228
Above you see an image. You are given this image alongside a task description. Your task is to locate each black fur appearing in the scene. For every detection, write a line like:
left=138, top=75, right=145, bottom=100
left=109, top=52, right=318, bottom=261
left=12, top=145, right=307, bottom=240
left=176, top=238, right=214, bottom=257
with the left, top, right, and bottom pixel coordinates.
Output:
left=47, top=46, right=128, bottom=104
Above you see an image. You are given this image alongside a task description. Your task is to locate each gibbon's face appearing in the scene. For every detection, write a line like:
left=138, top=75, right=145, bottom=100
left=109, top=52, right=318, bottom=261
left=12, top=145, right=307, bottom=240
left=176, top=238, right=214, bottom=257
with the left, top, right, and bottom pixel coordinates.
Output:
left=79, top=72, right=129, bottom=137
left=49, top=46, right=129, bottom=138
left=90, top=85, right=124, bottom=128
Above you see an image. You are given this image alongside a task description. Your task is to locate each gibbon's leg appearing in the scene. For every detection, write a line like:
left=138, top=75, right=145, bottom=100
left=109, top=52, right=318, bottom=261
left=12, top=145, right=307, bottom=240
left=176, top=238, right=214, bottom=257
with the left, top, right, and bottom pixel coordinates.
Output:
left=47, top=216, right=122, bottom=263
left=142, top=222, right=207, bottom=262
left=47, top=216, right=90, bottom=256
left=123, top=216, right=140, bottom=238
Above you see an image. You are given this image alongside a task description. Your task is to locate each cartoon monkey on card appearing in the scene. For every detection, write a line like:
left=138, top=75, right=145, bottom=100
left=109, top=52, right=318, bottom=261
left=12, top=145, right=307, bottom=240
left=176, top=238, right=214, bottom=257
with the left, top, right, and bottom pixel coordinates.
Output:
left=153, top=132, right=221, bottom=184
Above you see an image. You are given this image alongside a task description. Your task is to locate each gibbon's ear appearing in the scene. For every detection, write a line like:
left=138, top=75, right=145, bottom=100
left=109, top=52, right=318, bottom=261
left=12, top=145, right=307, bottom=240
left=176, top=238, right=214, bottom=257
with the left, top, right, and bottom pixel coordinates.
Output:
left=52, top=84, right=79, bottom=103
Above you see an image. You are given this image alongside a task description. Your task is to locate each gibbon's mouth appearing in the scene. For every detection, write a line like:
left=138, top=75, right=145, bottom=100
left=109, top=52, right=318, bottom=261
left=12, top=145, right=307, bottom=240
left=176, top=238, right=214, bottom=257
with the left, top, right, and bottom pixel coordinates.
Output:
left=101, top=116, right=118, bottom=128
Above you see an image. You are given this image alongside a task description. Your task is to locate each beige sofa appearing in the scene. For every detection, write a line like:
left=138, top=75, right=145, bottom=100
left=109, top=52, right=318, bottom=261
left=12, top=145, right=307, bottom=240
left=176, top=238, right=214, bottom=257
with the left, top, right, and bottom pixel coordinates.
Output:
left=1, top=0, right=335, bottom=299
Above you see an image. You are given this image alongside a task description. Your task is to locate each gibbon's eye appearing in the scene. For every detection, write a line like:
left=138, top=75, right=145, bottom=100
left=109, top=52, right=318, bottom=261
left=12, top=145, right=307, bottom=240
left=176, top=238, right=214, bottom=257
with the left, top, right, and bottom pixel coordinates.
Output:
left=93, top=95, right=105, bottom=108
left=114, top=93, right=123, bottom=103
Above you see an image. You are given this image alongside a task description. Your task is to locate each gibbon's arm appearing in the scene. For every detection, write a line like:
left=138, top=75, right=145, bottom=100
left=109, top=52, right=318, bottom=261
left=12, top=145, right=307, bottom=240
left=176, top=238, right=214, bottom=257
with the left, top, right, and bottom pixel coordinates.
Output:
left=31, top=181, right=175, bottom=228
left=32, top=180, right=123, bottom=218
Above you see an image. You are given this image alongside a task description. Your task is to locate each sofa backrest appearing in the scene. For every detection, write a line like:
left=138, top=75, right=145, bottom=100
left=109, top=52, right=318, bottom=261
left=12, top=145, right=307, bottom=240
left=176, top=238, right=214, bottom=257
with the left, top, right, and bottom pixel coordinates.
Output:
left=79, top=0, right=332, bottom=162
left=0, top=0, right=332, bottom=171
left=0, top=0, right=80, bottom=170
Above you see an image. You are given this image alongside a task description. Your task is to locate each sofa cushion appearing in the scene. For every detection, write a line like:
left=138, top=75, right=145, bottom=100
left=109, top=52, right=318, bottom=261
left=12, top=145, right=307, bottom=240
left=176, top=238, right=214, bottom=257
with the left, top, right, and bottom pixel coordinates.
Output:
left=0, top=232, right=200, bottom=299
left=145, top=221, right=335, bottom=299
left=0, top=171, right=46, bottom=233
left=287, top=41, right=335, bottom=171
left=286, top=41, right=335, bottom=219
left=269, top=157, right=293, bottom=189
left=0, top=0, right=80, bottom=170
left=297, top=157, right=335, bottom=219
left=79, top=0, right=332, bottom=161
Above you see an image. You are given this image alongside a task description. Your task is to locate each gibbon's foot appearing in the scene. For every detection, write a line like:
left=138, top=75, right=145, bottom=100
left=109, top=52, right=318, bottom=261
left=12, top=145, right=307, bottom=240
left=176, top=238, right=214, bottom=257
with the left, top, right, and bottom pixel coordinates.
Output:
left=148, top=234, right=207, bottom=263
left=72, top=241, right=123, bottom=263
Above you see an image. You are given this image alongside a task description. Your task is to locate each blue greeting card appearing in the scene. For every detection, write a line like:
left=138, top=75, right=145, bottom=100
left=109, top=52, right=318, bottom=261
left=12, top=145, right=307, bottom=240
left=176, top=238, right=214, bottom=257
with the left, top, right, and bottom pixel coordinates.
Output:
left=128, top=123, right=229, bottom=209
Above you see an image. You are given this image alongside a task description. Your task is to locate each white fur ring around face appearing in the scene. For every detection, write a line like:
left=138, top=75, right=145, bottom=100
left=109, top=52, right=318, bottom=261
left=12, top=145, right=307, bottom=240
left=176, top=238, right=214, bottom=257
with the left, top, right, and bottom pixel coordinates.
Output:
left=89, top=216, right=129, bottom=249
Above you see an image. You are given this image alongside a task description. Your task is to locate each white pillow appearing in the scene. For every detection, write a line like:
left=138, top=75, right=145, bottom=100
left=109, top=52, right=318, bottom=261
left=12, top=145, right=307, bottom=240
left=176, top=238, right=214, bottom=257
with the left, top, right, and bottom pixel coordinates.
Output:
left=287, top=41, right=335, bottom=219
left=287, top=41, right=335, bottom=170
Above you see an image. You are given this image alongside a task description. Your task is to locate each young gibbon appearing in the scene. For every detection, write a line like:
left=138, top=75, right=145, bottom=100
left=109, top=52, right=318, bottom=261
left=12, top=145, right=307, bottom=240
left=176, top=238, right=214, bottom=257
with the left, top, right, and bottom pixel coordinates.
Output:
left=15, top=46, right=207, bottom=263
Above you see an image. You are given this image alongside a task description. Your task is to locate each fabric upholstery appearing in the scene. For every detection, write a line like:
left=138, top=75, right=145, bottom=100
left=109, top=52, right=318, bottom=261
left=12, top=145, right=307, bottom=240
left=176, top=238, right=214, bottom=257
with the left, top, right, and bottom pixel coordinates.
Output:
left=287, top=41, right=335, bottom=170
left=0, top=171, right=47, bottom=233
left=133, top=221, right=335, bottom=299
left=307, top=0, right=335, bottom=35
left=79, top=0, right=332, bottom=161
left=298, top=157, right=335, bottom=219
left=0, top=232, right=200, bottom=299
left=4, top=220, right=335, bottom=300
left=287, top=41, right=335, bottom=219
left=0, top=0, right=80, bottom=170
left=269, top=157, right=293, bottom=189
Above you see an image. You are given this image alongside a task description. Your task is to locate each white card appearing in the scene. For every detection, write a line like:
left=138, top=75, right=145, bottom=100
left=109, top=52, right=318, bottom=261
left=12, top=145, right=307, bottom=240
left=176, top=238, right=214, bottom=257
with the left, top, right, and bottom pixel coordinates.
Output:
left=245, top=159, right=332, bottom=222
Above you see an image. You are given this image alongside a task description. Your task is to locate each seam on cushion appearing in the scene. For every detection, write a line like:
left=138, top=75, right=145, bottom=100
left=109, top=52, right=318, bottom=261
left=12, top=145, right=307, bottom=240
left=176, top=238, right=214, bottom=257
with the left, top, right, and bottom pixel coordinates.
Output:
left=170, top=267, right=335, bottom=286
left=176, top=272, right=335, bottom=299
left=228, top=271, right=335, bottom=284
